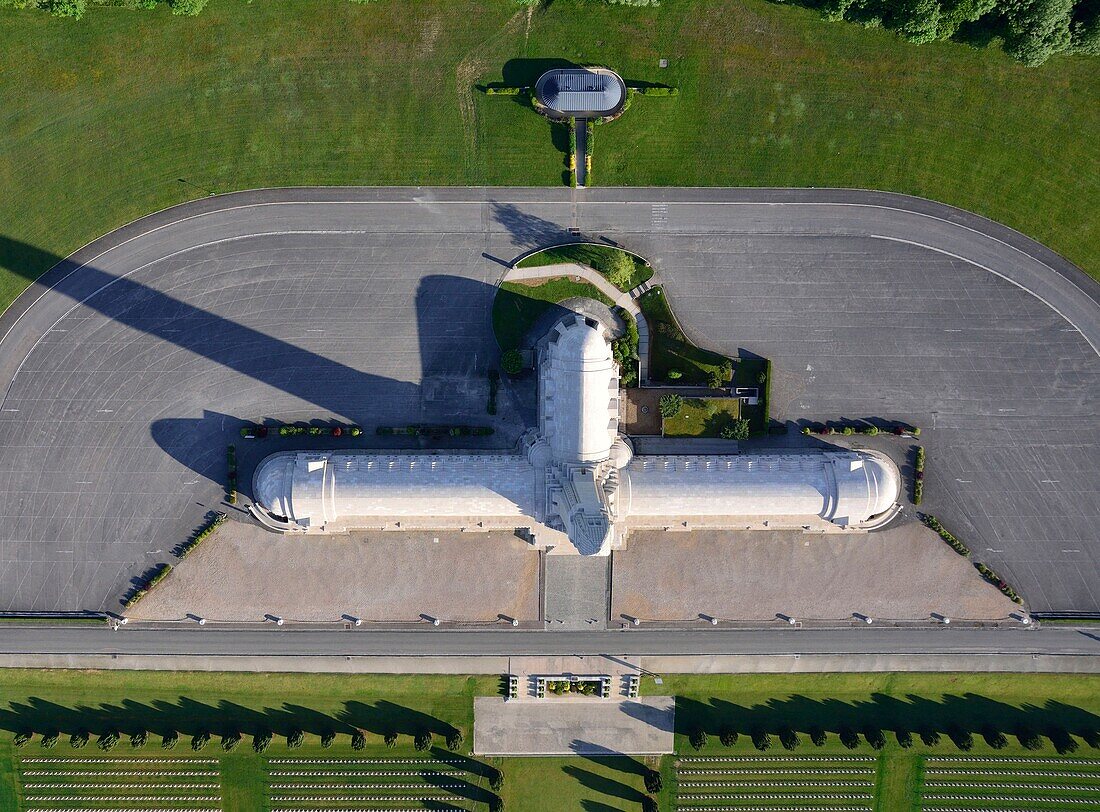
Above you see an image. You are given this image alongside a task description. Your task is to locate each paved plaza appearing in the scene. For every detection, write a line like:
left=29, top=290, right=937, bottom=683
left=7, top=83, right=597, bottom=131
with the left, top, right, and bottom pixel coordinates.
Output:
left=0, top=188, right=1096, bottom=612
left=473, top=695, right=675, bottom=755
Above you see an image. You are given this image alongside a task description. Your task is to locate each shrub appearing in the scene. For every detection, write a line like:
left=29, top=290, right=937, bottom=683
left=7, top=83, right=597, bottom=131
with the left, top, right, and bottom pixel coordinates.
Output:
left=221, top=733, right=240, bottom=752
left=350, top=426, right=362, bottom=437
left=604, top=250, right=635, bottom=290
left=779, top=726, right=800, bottom=750
left=659, top=393, right=683, bottom=418
left=97, top=731, right=119, bottom=751
left=667, top=369, right=683, bottom=380
left=70, top=731, right=89, bottom=749
left=43, top=0, right=86, bottom=18
left=719, top=728, right=738, bottom=746
left=308, top=426, right=323, bottom=436
left=689, top=727, right=708, bottom=750
left=13, top=731, right=32, bottom=747
left=286, top=729, right=304, bottom=749
left=721, top=418, right=751, bottom=440
left=414, top=730, right=432, bottom=751
left=897, top=729, right=913, bottom=748
left=331, top=426, right=342, bottom=437
left=644, top=768, right=663, bottom=793
left=751, top=728, right=772, bottom=751
left=842, top=426, right=854, bottom=435
left=446, top=729, right=464, bottom=751
left=809, top=726, right=827, bottom=747
left=864, top=727, right=886, bottom=750
left=168, top=0, right=208, bottom=14
left=191, top=731, right=210, bottom=751
left=489, top=767, right=505, bottom=792
left=384, top=730, right=398, bottom=748
left=252, top=731, right=271, bottom=753
left=922, top=514, right=970, bottom=556
left=320, top=730, right=335, bottom=748
left=161, top=732, right=178, bottom=750
left=351, top=729, right=366, bottom=750
left=983, top=725, right=1008, bottom=749
left=1047, top=725, right=1079, bottom=754
left=501, top=349, right=523, bottom=375
left=948, top=724, right=973, bottom=751
left=178, top=512, right=226, bottom=558
left=801, top=426, right=812, bottom=435
left=41, top=732, right=59, bottom=749
left=130, top=730, right=147, bottom=749
left=862, top=425, right=880, bottom=436
left=1017, top=726, right=1042, bottom=749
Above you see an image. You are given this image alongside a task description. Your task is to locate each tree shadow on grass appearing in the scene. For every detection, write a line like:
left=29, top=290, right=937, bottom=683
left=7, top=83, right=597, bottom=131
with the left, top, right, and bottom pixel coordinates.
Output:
left=340, top=700, right=459, bottom=741
left=0, top=695, right=463, bottom=747
left=675, top=693, right=1100, bottom=752
left=563, top=765, right=646, bottom=804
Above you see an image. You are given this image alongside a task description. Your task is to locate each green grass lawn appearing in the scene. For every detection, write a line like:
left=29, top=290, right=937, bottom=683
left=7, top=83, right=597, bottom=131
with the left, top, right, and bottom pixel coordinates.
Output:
left=0, top=669, right=1098, bottom=810
left=492, top=277, right=612, bottom=351
left=516, top=243, right=654, bottom=291
left=501, top=756, right=654, bottom=811
left=640, top=286, right=734, bottom=385
left=0, top=0, right=1096, bottom=319
left=662, top=396, right=742, bottom=437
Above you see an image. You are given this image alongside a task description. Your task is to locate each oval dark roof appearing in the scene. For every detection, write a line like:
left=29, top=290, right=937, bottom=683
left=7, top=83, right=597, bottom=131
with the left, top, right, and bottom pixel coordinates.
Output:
left=535, top=68, right=626, bottom=118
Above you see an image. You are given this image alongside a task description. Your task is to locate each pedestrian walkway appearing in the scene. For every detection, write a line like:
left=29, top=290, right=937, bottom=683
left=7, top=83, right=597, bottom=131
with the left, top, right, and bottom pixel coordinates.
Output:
left=543, top=555, right=609, bottom=629
left=575, top=118, right=587, bottom=188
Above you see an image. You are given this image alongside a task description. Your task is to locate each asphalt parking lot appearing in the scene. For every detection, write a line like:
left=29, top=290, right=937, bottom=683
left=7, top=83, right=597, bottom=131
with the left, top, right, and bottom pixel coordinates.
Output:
left=0, top=188, right=1095, bottom=613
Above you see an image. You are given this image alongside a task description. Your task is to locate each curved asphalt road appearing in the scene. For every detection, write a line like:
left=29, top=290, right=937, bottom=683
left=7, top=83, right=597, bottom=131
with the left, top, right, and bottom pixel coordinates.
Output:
left=0, top=187, right=1097, bottom=616
left=0, top=626, right=1096, bottom=658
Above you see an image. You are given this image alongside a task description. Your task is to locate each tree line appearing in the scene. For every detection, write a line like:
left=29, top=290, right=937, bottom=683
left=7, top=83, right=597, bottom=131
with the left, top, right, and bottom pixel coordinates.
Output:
left=814, top=0, right=1097, bottom=64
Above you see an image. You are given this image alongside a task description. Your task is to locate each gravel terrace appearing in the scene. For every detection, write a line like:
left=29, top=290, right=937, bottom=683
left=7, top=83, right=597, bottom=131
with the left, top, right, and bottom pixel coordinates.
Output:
left=612, top=521, right=1020, bottom=622
left=129, top=521, right=540, bottom=623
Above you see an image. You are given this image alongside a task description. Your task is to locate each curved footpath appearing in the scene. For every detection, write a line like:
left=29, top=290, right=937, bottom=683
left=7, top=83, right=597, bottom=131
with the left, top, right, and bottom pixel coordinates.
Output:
left=0, top=187, right=1096, bottom=616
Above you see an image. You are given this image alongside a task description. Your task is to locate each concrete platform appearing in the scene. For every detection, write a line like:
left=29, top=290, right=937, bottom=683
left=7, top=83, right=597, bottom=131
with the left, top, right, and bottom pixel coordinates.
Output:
left=473, top=695, right=675, bottom=755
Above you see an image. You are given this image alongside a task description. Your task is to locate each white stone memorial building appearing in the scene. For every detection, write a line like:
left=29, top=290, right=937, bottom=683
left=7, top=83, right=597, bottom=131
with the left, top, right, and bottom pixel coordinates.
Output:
left=253, top=314, right=900, bottom=555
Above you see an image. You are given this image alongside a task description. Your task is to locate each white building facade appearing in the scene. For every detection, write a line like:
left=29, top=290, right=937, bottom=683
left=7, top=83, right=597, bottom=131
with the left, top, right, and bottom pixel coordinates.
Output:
left=253, top=315, right=900, bottom=554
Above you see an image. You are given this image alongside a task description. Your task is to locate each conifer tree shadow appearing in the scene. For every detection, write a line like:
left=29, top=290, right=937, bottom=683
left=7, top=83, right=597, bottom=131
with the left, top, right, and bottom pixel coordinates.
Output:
left=674, top=692, right=1100, bottom=746
left=563, top=765, right=646, bottom=803
left=339, top=700, right=459, bottom=741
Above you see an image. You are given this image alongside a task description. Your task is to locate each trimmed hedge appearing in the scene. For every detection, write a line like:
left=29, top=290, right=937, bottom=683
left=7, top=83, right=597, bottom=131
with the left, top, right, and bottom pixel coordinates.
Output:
left=177, top=512, right=227, bottom=559
left=913, top=445, right=925, bottom=505
left=922, top=514, right=969, bottom=556
left=123, top=562, right=172, bottom=608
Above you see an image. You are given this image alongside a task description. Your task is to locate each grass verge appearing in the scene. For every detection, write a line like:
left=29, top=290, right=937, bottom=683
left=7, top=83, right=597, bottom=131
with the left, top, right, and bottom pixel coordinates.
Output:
left=516, top=243, right=653, bottom=291
left=491, top=277, right=612, bottom=351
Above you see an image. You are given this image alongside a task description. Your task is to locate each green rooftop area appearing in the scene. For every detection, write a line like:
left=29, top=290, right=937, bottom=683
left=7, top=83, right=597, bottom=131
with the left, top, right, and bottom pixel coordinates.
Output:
left=0, top=0, right=1096, bottom=315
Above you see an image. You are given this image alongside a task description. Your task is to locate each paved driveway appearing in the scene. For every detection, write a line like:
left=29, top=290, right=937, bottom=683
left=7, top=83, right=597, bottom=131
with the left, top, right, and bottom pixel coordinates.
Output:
left=0, top=188, right=1096, bottom=612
